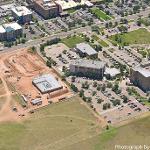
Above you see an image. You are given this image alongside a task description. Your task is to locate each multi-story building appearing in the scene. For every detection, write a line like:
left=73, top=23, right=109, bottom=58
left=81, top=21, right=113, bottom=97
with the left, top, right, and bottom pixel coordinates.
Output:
left=75, top=43, right=98, bottom=59
left=11, top=6, right=32, bottom=24
left=69, top=59, right=105, bottom=79
left=0, top=22, right=22, bottom=41
left=32, top=0, right=59, bottom=19
left=130, top=67, right=150, bottom=92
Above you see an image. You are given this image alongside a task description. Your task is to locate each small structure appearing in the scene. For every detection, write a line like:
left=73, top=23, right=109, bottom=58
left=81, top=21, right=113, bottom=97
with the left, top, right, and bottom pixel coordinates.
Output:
left=104, top=67, right=120, bottom=79
left=21, top=95, right=28, bottom=103
left=32, top=74, right=63, bottom=94
left=75, top=43, right=98, bottom=58
left=31, top=98, right=42, bottom=105
left=84, top=1, right=93, bottom=7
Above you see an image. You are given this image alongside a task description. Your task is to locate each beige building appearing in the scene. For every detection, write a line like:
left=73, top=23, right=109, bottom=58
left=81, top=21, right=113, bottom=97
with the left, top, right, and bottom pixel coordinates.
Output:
left=32, top=0, right=59, bottom=19
left=130, top=67, right=150, bottom=92
left=70, top=59, right=105, bottom=79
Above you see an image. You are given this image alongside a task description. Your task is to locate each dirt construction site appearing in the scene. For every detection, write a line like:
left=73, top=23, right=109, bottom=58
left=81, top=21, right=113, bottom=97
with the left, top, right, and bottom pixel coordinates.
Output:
left=0, top=49, right=73, bottom=121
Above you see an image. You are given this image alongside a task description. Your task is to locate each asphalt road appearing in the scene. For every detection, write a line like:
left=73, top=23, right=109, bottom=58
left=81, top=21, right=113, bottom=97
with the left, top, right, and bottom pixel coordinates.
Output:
left=1, top=7, right=150, bottom=54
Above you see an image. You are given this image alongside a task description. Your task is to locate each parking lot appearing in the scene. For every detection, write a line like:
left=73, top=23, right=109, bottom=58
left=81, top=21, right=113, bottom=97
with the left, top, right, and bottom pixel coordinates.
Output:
left=44, top=43, right=80, bottom=71
left=102, top=100, right=148, bottom=124
left=23, top=23, right=45, bottom=41
left=66, top=76, right=149, bottom=124
left=39, top=8, right=102, bottom=35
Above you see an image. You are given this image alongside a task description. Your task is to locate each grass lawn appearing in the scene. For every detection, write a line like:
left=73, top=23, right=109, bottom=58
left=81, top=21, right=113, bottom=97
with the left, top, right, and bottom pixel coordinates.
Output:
left=0, top=95, right=150, bottom=150
left=61, top=116, right=150, bottom=150
left=90, top=8, right=112, bottom=21
left=67, top=8, right=77, bottom=14
left=61, top=35, right=85, bottom=48
left=109, top=28, right=150, bottom=46
left=0, top=96, right=101, bottom=150
left=92, top=34, right=109, bottom=47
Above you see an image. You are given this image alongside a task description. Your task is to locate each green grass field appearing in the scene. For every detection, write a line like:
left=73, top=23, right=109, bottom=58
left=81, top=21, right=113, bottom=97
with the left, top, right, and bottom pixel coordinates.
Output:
left=0, top=95, right=150, bottom=150
left=61, top=115, right=150, bottom=150
left=90, top=8, right=112, bottom=21
left=61, top=36, right=85, bottom=48
left=109, top=28, right=150, bottom=46
left=92, top=34, right=109, bottom=47
left=67, top=8, right=77, bottom=14
left=0, top=96, right=101, bottom=150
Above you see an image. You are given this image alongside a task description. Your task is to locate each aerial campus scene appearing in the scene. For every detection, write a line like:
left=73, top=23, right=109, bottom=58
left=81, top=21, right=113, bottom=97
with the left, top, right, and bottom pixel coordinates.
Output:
left=0, top=0, right=150, bottom=150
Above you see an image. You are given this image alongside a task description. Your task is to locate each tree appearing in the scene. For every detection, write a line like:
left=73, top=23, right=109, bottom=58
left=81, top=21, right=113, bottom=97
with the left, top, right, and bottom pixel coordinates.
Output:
left=122, top=95, right=128, bottom=103
left=97, top=98, right=103, bottom=104
left=118, top=25, right=128, bottom=33
left=82, top=81, right=89, bottom=89
left=101, top=84, right=106, bottom=92
left=92, top=91, right=97, bottom=96
left=106, top=125, right=109, bottom=130
left=94, top=44, right=102, bottom=52
left=31, top=46, right=36, bottom=53
left=103, top=103, right=111, bottom=110
left=112, top=83, right=119, bottom=92
left=79, top=89, right=84, bottom=97
left=71, top=76, right=76, bottom=82
left=71, top=84, right=78, bottom=92
left=112, top=99, right=121, bottom=106
left=87, top=97, right=92, bottom=103
left=97, top=85, right=101, bottom=91
left=93, top=81, right=97, bottom=87
left=137, top=18, right=142, bottom=26
left=107, top=82, right=112, bottom=88
left=46, top=60, right=51, bottom=68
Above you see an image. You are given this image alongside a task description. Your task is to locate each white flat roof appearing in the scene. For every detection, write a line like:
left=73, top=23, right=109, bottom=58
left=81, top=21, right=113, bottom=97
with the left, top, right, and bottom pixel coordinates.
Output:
left=105, top=67, right=120, bottom=77
left=76, top=42, right=97, bottom=56
left=0, top=26, right=5, bottom=33
left=12, top=6, right=32, bottom=17
left=0, top=3, right=15, bottom=11
left=84, top=1, right=93, bottom=7
left=134, top=67, right=150, bottom=78
left=55, top=0, right=77, bottom=10
left=0, top=22, right=22, bottom=33
left=33, top=74, right=62, bottom=93
left=3, top=22, right=22, bottom=30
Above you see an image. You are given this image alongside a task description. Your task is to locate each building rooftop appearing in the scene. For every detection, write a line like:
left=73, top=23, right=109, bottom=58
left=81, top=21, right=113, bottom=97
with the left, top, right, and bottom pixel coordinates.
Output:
left=71, top=59, right=105, bottom=69
left=33, top=74, right=62, bottom=93
left=35, top=0, right=57, bottom=9
left=84, top=1, right=93, bottom=7
left=55, top=0, right=77, bottom=10
left=31, top=98, right=42, bottom=105
left=105, top=67, right=120, bottom=77
left=55, top=0, right=89, bottom=10
left=0, top=3, right=15, bottom=11
left=76, top=42, right=97, bottom=56
left=3, top=22, right=22, bottom=31
left=0, top=22, right=22, bottom=33
left=134, top=67, right=150, bottom=78
left=11, top=6, right=32, bottom=16
left=0, top=26, right=5, bottom=33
